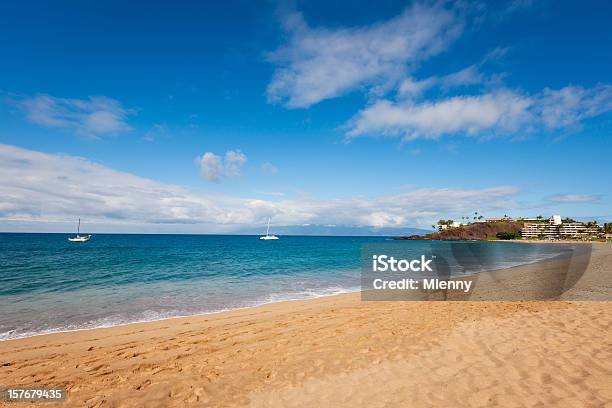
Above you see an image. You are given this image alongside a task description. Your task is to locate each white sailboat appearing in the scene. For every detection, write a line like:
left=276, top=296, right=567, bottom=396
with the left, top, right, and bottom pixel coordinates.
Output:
left=68, top=218, right=91, bottom=242
left=259, top=217, right=279, bottom=240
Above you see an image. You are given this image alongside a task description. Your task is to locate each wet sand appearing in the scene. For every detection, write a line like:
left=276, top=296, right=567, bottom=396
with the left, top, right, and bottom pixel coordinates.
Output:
left=1, top=244, right=611, bottom=407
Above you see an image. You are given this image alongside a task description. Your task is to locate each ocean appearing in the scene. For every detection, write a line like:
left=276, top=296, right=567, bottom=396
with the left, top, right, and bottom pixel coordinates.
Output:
left=0, top=233, right=567, bottom=340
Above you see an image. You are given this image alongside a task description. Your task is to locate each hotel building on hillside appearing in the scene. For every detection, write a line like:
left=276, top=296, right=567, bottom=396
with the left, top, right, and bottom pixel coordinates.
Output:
left=521, top=223, right=546, bottom=238
left=559, top=223, right=588, bottom=237
left=521, top=215, right=599, bottom=239
left=521, top=215, right=562, bottom=239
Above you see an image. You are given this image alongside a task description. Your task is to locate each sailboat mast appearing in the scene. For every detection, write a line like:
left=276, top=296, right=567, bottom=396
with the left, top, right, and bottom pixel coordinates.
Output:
left=77, top=218, right=81, bottom=235
left=266, top=217, right=270, bottom=236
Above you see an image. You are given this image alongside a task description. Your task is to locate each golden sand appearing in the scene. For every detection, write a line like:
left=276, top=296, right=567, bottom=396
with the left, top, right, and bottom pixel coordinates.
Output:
left=1, top=244, right=611, bottom=407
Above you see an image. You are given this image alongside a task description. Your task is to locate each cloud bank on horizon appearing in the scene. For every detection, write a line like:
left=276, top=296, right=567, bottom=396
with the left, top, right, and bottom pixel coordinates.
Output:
left=0, top=144, right=521, bottom=231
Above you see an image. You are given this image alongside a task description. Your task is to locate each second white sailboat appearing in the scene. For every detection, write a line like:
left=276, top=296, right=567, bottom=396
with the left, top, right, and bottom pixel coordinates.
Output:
left=259, top=217, right=279, bottom=240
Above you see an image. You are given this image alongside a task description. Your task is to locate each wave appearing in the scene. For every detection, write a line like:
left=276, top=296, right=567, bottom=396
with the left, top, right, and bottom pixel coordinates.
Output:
left=0, top=285, right=362, bottom=342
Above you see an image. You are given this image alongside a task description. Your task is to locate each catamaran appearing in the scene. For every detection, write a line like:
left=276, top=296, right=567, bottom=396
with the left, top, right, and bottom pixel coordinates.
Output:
left=259, top=217, right=279, bottom=240
left=68, top=218, right=91, bottom=242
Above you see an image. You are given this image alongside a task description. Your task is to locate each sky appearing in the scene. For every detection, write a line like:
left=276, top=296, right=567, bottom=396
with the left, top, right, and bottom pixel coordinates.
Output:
left=0, top=0, right=611, bottom=233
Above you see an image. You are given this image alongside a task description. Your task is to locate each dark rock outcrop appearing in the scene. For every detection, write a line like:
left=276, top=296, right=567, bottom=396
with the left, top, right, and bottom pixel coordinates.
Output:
left=394, top=221, right=524, bottom=241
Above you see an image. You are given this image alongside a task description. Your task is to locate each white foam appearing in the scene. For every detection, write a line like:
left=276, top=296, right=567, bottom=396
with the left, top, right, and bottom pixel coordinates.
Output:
left=0, top=286, right=361, bottom=342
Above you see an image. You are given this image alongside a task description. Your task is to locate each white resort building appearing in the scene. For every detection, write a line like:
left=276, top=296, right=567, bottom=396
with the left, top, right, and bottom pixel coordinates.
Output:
left=437, top=221, right=461, bottom=231
left=521, top=215, right=600, bottom=240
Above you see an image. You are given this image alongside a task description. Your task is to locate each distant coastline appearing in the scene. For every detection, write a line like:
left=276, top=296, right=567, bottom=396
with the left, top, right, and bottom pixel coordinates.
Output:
left=395, top=217, right=611, bottom=242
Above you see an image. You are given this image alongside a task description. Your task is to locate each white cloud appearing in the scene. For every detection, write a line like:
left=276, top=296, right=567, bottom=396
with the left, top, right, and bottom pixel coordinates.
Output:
left=261, top=162, right=278, bottom=174
left=0, top=144, right=520, bottom=232
left=347, top=84, right=612, bottom=140
left=347, top=90, right=533, bottom=140
left=538, top=84, right=612, bottom=130
left=198, top=150, right=247, bottom=182
left=438, top=65, right=485, bottom=89
left=223, top=150, right=247, bottom=176
left=199, top=152, right=223, bottom=181
left=397, top=77, right=437, bottom=99
left=266, top=2, right=465, bottom=108
left=18, top=94, right=134, bottom=136
left=546, top=194, right=601, bottom=203
left=396, top=65, right=489, bottom=100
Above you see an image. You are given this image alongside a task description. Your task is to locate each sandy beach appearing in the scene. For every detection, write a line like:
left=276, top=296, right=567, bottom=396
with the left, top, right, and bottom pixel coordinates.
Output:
left=1, top=243, right=611, bottom=408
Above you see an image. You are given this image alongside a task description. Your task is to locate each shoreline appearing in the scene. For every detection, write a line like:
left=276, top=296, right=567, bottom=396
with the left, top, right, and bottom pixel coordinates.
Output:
left=0, top=241, right=582, bottom=342
left=498, top=238, right=600, bottom=244
left=1, top=243, right=610, bottom=407
left=0, top=245, right=606, bottom=338
left=0, top=287, right=361, bottom=343
left=395, top=237, right=601, bottom=244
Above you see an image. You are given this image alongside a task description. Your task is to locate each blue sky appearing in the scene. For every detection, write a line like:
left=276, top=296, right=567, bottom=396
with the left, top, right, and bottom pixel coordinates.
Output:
left=0, top=0, right=611, bottom=233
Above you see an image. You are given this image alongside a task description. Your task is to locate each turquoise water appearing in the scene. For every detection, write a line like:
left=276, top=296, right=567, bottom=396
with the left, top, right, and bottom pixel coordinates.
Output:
left=0, top=234, right=566, bottom=340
